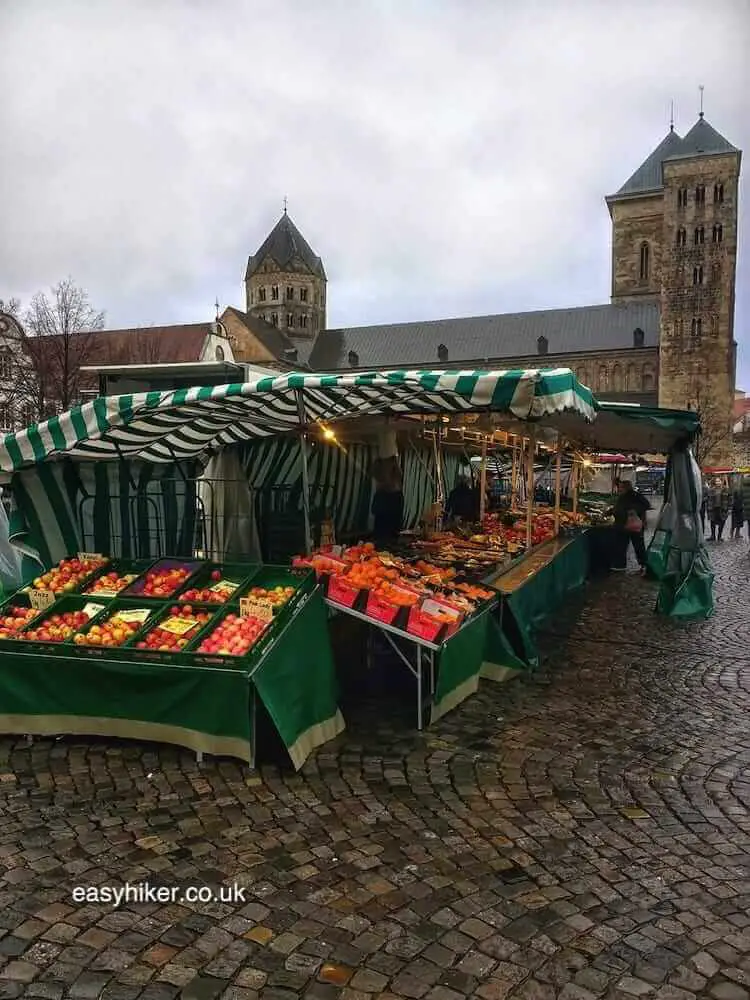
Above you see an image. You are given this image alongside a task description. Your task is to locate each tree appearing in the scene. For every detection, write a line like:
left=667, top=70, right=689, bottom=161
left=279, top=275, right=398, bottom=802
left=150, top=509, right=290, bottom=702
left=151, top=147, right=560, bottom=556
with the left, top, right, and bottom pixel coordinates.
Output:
left=0, top=298, right=21, bottom=318
left=690, top=383, right=734, bottom=468
left=20, top=278, right=105, bottom=418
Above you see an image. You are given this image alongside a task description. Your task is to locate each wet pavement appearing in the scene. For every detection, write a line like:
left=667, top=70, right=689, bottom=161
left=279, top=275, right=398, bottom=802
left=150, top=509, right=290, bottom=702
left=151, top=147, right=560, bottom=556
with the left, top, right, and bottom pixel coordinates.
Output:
left=1, top=539, right=750, bottom=999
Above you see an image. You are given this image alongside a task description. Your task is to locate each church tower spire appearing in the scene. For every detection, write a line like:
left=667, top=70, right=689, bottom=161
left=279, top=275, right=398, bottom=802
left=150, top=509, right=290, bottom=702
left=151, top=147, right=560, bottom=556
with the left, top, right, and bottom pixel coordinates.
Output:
left=244, top=212, right=326, bottom=338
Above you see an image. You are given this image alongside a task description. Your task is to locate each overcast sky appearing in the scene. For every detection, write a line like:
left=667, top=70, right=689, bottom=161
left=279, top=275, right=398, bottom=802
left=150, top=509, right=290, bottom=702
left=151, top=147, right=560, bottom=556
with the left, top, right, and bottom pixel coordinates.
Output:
left=1, top=0, right=749, bottom=384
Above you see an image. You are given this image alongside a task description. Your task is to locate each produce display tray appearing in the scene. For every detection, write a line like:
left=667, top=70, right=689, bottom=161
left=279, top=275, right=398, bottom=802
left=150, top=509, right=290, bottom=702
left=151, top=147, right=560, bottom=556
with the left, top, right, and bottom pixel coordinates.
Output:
left=0, top=595, right=111, bottom=656
left=174, top=562, right=260, bottom=604
left=122, top=558, right=204, bottom=599
left=81, top=559, right=153, bottom=597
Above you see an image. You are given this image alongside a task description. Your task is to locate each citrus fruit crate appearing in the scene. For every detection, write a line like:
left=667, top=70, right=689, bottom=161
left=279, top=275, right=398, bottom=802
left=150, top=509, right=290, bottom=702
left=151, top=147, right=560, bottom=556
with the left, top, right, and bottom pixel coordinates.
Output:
left=174, top=562, right=259, bottom=605
left=0, top=595, right=112, bottom=656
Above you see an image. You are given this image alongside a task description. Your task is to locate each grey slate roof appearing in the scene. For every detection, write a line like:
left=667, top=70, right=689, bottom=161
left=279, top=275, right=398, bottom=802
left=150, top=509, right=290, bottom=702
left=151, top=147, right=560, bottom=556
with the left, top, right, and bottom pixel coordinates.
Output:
left=305, top=300, right=660, bottom=371
left=663, top=116, right=739, bottom=161
left=245, top=213, right=326, bottom=280
left=610, top=117, right=740, bottom=200
left=611, top=128, right=684, bottom=198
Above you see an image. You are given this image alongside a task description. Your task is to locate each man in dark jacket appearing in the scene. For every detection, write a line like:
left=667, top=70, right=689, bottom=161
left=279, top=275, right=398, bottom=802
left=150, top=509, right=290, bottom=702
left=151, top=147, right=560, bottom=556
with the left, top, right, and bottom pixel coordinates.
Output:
left=611, top=479, right=652, bottom=572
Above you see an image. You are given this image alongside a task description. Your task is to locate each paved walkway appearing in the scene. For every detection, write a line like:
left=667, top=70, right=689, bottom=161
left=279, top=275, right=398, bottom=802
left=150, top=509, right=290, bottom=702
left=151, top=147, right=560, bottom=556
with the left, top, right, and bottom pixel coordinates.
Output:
left=1, top=541, right=750, bottom=1000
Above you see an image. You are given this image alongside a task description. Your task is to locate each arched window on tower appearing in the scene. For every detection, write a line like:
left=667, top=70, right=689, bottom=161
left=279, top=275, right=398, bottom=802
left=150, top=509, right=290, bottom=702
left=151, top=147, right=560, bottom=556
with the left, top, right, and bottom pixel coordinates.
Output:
left=691, top=317, right=702, bottom=339
left=712, top=224, right=723, bottom=244
left=711, top=315, right=719, bottom=335
left=714, top=183, right=724, bottom=204
left=633, top=328, right=645, bottom=348
left=694, top=226, right=705, bottom=245
left=258, top=287, right=267, bottom=302
left=271, top=285, right=279, bottom=300
left=676, top=227, right=687, bottom=248
left=677, top=188, right=688, bottom=209
left=693, top=265, right=704, bottom=286
left=711, top=262, right=721, bottom=284
left=639, top=243, right=650, bottom=281
left=300, top=287, right=308, bottom=303
left=695, top=184, right=706, bottom=205
left=537, top=335, right=548, bottom=356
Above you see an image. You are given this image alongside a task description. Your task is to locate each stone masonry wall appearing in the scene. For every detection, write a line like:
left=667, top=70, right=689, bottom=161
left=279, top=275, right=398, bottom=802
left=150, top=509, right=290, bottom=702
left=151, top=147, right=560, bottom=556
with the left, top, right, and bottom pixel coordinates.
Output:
left=610, top=194, right=665, bottom=302
left=246, top=258, right=326, bottom=337
left=659, top=151, right=740, bottom=466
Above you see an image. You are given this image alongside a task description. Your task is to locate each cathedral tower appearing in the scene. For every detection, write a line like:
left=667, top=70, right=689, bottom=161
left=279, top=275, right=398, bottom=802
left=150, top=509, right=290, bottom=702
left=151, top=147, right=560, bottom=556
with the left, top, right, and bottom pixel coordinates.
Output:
left=245, top=211, right=326, bottom=338
left=607, top=114, right=741, bottom=465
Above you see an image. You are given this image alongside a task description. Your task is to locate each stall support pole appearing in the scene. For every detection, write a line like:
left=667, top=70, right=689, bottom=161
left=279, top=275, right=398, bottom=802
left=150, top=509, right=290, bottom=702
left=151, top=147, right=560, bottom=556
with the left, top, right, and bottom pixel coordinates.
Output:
left=553, top=436, right=563, bottom=536
left=573, top=457, right=579, bottom=515
left=525, top=429, right=536, bottom=551
left=295, top=391, right=313, bottom=555
left=511, top=439, right=519, bottom=507
left=479, top=435, right=488, bottom=523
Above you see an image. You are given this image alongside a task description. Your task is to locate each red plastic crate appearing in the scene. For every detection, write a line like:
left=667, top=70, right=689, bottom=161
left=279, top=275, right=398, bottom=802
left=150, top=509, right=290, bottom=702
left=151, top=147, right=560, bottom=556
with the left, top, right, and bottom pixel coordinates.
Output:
left=406, top=607, right=447, bottom=644
left=364, top=591, right=403, bottom=627
left=326, top=574, right=365, bottom=609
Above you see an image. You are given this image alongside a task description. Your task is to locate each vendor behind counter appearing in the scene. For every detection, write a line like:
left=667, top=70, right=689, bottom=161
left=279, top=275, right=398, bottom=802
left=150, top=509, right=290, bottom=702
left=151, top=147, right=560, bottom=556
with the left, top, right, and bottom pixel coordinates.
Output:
left=371, top=456, right=404, bottom=544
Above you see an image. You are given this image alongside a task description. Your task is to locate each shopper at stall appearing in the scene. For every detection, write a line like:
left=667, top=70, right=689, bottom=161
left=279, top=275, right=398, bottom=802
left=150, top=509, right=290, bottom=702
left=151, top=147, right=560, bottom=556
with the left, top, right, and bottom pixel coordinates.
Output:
left=446, top=477, right=479, bottom=522
left=371, top=456, right=405, bottom=544
left=707, top=477, right=730, bottom=542
left=731, top=478, right=745, bottom=539
left=611, top=479, right=651, bottom=573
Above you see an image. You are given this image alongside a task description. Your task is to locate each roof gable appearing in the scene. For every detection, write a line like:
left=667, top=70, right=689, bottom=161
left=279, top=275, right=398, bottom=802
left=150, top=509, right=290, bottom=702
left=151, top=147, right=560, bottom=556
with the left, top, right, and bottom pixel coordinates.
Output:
left=610, top=128, right=684, bottom=198
left=663, top=116, right=739, bottom=161
left=245, top=213, right=326, bottom=280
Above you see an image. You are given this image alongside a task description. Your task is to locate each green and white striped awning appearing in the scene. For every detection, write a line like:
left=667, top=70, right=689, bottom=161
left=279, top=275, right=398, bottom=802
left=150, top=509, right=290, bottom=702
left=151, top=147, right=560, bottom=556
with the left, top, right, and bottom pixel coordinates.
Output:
left=0, top=368, right=596, bottom=474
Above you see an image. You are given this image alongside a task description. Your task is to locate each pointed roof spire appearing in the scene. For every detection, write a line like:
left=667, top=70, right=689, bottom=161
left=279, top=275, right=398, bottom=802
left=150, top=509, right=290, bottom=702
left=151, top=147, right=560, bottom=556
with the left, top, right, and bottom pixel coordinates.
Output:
left=609, top=128, right=684, bottom=199
left=246, top=212, right=326, bottom=280
left=669, top=99, right=675, bottom=132
left=283, top=196, right=288, bottom=214
left=664, top=116, right=739, bottom=160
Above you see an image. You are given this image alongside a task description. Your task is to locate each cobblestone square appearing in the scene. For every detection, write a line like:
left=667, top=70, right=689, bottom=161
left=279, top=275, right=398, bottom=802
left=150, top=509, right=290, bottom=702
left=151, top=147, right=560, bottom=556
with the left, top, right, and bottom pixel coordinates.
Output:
left=1, top=542, right=749, bottom=999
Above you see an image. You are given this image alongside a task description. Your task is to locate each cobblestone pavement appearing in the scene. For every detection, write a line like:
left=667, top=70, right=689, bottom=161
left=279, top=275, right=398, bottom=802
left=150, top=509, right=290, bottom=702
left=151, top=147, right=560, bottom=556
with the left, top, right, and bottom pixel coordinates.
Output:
left=1, top=540, right=750, bottom=1000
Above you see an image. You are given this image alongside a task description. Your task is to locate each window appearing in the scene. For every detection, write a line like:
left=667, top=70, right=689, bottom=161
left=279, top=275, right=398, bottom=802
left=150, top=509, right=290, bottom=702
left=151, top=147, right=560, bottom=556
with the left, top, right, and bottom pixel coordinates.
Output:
left=639, top=243, right=650, bottom=281
left=642, top=367, right=655, bottom=392
left=0, top=403, right=12, bottom=430
left=286, top=313, right=294, bottom=328
left=215, top=345, right=225, bottom=362
left=691, top=317, right=702, bottom=338
left=695, top=184, right=706, bottom=205
left=271, top=285, right=279, bottom=300
left=676, top=227, right=687, bottom=248
left=258, top=287, right=267, bottom=302
left=694, top=226, right=705, bottom=245
left=714, top=183, right=724, bottom=204
left=693, top=265, right=704, bottom=285
left=20, top=403, right=36, bottom=428
left=437, top=343, right=449, bottom=362
left=712, top=224, right=723, bottom=244
left=299, top=315, right=308, bottom=329
left=0, top=349, right=11, bottom=380
left=537, top=335, right=548, bottom=355
left=626, top=364, right=640, bottom=391
left=300, top=287, right=308, bottom=303
left=348, top=350, right=359, bottom=367
left=286, top=286, right=294, bottom=301
left=633, top=328, right=645, bottom=348
left=677, top=187, right=688, bottom=208
left=270, top=312, right=278, bottom=326
left=711, top=263, right=721, bottom=284
left=711, top=315, right=719, bottom=335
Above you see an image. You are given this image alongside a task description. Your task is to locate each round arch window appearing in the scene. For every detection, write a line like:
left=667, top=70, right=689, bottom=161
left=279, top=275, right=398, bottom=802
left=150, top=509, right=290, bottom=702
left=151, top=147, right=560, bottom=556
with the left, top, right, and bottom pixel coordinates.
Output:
left=215, top=345, right=225, bottom=362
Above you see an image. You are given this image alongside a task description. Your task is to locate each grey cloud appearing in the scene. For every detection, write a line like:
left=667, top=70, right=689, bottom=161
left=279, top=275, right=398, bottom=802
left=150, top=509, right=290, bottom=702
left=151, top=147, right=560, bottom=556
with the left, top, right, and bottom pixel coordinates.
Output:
left=1, top=0, right=748, bottom=382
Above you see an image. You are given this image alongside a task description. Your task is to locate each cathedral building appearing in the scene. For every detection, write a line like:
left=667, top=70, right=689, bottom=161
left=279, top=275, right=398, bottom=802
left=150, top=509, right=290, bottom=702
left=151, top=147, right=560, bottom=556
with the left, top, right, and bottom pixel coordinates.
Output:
left=224, top=112, right=741, bottom=465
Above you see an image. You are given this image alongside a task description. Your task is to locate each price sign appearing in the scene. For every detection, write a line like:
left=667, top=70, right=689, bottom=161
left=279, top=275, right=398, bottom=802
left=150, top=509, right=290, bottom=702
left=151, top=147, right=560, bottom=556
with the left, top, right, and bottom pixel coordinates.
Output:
left=209, top=579, right=240, bottom=597
left=82, top=603, right=105, bottom=619
left=116, top=608, right=152, bottom=625
left=160, top=616, right=197, bottom=636
left=28, top=589, right=55, bottom=610
left=78, top=552, right=104, bottom=562
left=240, top=597, right=274, bottom=622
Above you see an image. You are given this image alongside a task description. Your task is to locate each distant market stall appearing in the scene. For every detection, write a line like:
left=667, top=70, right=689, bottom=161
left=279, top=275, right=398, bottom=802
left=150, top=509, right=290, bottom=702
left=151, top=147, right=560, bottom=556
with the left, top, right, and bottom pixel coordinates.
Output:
left=0, top=368, right=708, bottom=760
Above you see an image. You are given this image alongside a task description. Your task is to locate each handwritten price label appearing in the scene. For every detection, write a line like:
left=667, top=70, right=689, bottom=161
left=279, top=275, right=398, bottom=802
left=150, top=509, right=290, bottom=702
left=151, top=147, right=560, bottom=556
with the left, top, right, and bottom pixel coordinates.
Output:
left=78, top=552, right=105, bottom=562
left=240, top=598, right=274, bottom=622
left=116, top=609, right=152, bottom=625
left=28, top=589, right=56, bottom=610
left=82, top=603, right=106, bottom=619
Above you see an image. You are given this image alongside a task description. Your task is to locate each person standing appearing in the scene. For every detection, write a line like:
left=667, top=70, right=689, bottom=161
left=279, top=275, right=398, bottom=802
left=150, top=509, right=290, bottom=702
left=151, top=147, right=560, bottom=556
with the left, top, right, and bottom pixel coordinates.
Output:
left=707, top=477, right=730, bottom=541
left=611, top=479, right=651, bottom=573
left=731, top=477, right=744, bottom=539
left=744, top=474, right=750, bottom=541
left=371, top=456, right=404, bottom=545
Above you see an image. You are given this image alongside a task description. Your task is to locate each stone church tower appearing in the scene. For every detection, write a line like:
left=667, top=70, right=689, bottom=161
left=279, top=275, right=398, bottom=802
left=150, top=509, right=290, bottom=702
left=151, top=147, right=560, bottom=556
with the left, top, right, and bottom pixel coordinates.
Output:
left=607, top=114, right=741, bottom=465
left=245, top=210, right=327, bottom=338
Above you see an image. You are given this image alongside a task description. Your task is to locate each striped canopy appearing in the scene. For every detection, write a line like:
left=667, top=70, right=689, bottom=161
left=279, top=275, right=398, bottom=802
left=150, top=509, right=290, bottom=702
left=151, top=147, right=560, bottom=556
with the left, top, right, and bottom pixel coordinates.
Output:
left=0, top=368, right=596, bottom=474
